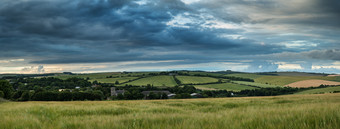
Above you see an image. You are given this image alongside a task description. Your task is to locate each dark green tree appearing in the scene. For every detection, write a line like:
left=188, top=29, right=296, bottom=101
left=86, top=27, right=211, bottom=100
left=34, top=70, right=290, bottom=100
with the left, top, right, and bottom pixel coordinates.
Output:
left=19, top=91, right=30, bottom=101
left=0, top=91, right=4, bottom=98
left=0, top=80, right=13, bottom=99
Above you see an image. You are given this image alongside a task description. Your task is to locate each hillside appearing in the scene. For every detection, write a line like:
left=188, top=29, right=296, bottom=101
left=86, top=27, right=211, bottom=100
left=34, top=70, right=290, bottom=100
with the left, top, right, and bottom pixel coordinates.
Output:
left=254, top=76, right=340, bottom=86
left=1, top=94, right=340, bottom=129
left=195, top=83, right=258, bottom=91
left=3, top=71, right=340, bottom=91
left=285, top=80, right=340, bottom=88
left=295, top=86, right=340, bottom=94
left=125, top=75, right=177, bottom=86
left=176, top=76, right=219, bottom=84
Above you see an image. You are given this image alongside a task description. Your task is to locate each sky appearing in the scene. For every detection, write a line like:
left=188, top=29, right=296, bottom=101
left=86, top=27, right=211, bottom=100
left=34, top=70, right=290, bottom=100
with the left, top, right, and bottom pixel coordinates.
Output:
left=0, top=0, right=340, bottom=74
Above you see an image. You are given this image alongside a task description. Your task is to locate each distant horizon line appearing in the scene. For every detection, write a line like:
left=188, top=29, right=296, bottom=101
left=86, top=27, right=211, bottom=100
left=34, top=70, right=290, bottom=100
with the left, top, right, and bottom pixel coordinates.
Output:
left=0, top=70, right=338, bottom=75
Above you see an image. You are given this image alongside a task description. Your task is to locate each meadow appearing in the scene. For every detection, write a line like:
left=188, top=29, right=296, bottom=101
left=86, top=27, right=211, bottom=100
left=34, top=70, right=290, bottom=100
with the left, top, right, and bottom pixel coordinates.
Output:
left=225, top=73, right=264, bottom=79
left=89, top=77, right=138, bottom=84
left=195, top=83, right=258, bottom=91
left=126, top=75, right=177, bottom=86
left=295, top=86, right=340, bottom=94
left=232, top=81, right=281, bottom=88
left=176, top=76, right=219, bottom=84
left=1, top=93, right=340, bottom=129
left=254, top=76, right=340, bottom=86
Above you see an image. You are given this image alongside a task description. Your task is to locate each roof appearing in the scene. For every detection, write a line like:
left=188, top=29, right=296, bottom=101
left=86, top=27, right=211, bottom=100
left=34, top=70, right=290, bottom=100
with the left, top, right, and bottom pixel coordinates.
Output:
left=190, top=93, right=201, bottom=96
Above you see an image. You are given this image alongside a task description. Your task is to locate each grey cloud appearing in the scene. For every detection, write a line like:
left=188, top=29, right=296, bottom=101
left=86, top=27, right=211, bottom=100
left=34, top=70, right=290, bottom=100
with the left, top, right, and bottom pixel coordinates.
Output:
left=307, top=49, right=340, bottom=61
left=0, top=0, right=339, bottom=73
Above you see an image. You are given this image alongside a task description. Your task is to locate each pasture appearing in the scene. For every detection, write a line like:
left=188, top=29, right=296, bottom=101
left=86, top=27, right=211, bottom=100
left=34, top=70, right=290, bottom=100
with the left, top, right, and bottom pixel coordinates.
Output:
left=195, top=83, right=258, bottom=91
left=285, top=80, right=340, bottom=88
left=1, top=94, right=340, bottom=129
left=295, top=86, right=340, bottom=94
left=254, top=76, right=340, bottom=86
left=225, top=73, right=264, bottom=79
left=232, top=81, right=281, bottom=88
left=176, top=76, right=219, bottom=84
left=90, top=77, right=138, bottom=84
left=126, top=75, right=177, bottom=86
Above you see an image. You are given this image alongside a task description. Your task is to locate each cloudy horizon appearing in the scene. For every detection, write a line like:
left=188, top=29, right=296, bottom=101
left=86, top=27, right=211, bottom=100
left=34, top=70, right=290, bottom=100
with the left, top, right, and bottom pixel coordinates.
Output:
left=0, top=0, right=340, bottom=74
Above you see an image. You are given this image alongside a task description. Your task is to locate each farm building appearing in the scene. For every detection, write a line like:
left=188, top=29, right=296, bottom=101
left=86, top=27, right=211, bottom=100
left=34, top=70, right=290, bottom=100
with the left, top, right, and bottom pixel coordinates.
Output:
left=110, top=87, right=125, bottom=96
left=190, top=93, right=202, bottom=98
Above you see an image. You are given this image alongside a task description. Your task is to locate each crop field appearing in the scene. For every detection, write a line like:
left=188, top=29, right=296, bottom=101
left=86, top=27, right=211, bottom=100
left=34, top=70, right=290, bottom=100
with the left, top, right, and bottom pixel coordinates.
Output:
left=90, top=77, right=138, bottom=84
left=274, top=72, right=327, bottom=76
left=53, top=72, right=155, bottom=80
left=176, top=76, right=219, bottom=84
left=54, top=72, right=121, bottom=80
left=1, top=94, right=340, bottom=129
left=225, top=73, right=264, bottom=79
left=185, top=71, right=223, bottom=76
left=285, top=79, right=340, bottom=88
left=195, top=83, right=258, bottom=91
left=254, top=76, right=340, bottom=86
left=232, top=81, right=281, bottom=88
left=126, top=75, right=177, bottom=86
left=295, top=86, right=340, bottom=95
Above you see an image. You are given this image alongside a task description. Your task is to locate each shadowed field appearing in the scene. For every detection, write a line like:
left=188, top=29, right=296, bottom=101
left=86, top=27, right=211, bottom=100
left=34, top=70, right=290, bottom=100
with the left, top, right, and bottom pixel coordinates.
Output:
left=295, top=86, right=340, bottom=94
left=1, top=94, right=340, bottom=129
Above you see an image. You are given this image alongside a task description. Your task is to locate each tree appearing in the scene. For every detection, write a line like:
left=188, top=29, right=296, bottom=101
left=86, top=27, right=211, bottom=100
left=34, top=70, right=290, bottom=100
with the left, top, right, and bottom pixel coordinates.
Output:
left=0, top=80, right=13, bottom=99
left=0, top=91, right=4, bottom=98
left=115, top=81, right=119, bottom=85
left=19, top=91, right=30, bottom=101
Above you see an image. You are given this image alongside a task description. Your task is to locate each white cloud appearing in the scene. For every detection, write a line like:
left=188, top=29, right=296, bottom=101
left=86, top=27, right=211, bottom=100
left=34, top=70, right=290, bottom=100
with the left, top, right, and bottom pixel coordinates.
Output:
left=21, top=65, right=45, bottom=74
left=0, top=59, right=25, bottom=63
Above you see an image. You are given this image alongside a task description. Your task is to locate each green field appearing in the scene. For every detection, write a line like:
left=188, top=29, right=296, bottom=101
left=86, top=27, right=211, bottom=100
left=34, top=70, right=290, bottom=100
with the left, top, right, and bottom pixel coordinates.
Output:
left=90, top=77, right=138, bottom=84
left=195, top=83, right=258, bottom=91
left=255, top=76, right=340, bottom=86
left=225, top=73, right=264, bottom=79
left=1, top=94, right=340, bottom=129
left=232, top=81, right=282, bottom=88
left=295, top=86, right=340, bottom=95
left=176, top=76, right=219, bottom=84
left=126, top=76, right=177, bottom=86
left=53, top=72, right=121, bottom=80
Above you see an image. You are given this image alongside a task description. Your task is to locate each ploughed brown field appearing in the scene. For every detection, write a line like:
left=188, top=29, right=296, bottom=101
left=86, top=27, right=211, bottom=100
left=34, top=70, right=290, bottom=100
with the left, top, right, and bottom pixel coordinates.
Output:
left=285, top=79, right=340, bottom=88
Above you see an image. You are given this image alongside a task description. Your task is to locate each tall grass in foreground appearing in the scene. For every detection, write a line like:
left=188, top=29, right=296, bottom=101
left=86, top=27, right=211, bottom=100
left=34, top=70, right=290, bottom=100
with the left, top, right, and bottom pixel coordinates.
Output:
left=1, top=94, right=340, bottom=129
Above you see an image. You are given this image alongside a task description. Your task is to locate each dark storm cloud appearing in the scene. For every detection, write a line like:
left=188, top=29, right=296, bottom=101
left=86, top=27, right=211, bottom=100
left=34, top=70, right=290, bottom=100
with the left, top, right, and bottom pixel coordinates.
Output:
left=0, top=0, right=273, bottom=64
left=0, top=0, right=339, bottom=73
left=306, top=49, right=340, bottom=61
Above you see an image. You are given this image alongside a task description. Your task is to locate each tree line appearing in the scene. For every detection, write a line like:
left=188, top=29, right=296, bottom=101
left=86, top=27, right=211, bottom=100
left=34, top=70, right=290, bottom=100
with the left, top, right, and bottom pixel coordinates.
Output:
left=1, top=77, right=337, bottom=101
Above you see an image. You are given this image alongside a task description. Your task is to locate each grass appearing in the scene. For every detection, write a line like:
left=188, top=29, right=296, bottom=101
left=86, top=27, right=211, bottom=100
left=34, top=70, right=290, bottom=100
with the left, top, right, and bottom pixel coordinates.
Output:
left=295, top=86, right=340, bottom=95
left=176, top=76, right=219, bottom=84
left=1, top=94, right=340, bottom=129
left=225, top=73, right=264, bottom=79
left=232, top=81, right=282, bottom=88
left=126, top=75, right=177, bottom=86
left=53, top=72, right=121, bottom=80
left=255, top=76, right=340, bottom=86
left=195, top=83, right=258, bottom=91
left=0, top=98, right=7, bottom=103
left=90, top=77, right=138, bottom=84
left=274, top=72, right=327, bottom=76
left=53, top=72, right=154, bottom=80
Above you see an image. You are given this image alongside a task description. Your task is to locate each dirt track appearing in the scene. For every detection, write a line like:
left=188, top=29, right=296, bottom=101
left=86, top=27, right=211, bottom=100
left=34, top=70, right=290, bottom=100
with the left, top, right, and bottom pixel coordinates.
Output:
left=285, top=79, right=340, bottom=88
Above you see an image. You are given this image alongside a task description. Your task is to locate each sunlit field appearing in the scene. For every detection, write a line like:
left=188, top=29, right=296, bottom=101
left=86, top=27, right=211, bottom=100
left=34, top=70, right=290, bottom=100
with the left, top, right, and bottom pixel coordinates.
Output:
left=1, top=94, right=340, bottom=129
